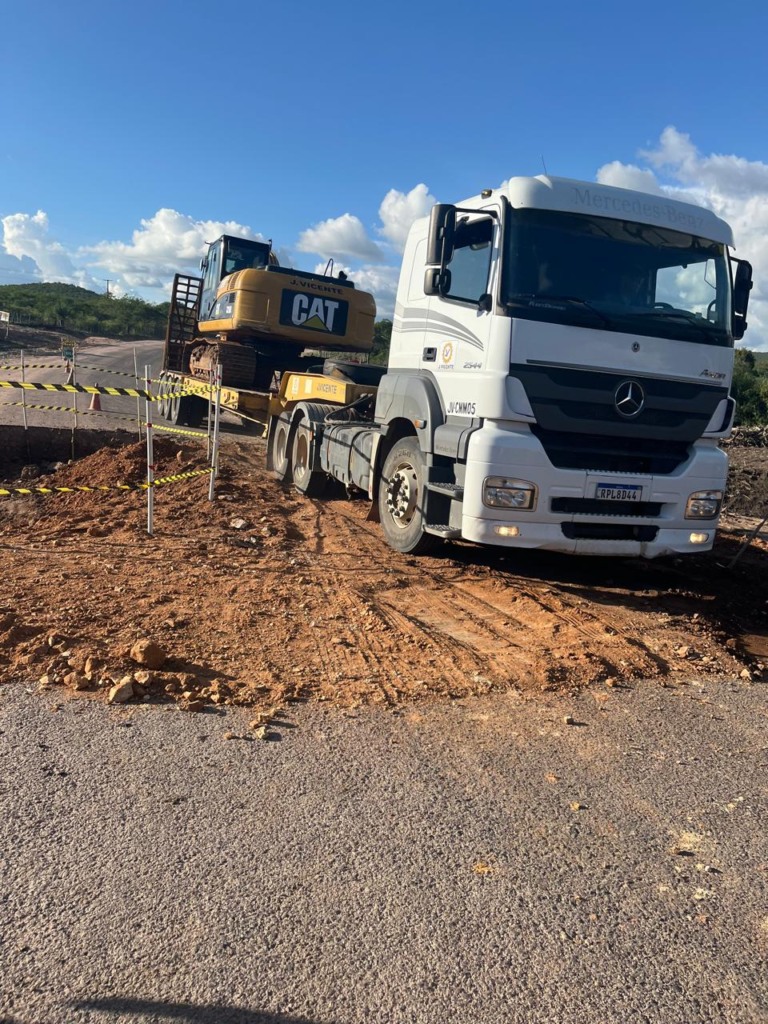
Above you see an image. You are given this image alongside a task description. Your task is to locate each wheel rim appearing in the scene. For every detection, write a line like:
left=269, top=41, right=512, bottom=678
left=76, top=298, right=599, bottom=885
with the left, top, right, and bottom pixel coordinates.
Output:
left=294, top=430, right=309, bottom=481
left=386, top=459, right=419, bottom=528
left=275, top=423, right=289, bottom=468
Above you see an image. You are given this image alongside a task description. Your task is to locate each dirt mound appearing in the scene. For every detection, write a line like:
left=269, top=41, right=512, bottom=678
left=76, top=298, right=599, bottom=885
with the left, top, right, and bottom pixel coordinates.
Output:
left=724, top=433, right=768, bottom=517
left=1, top=437, right=767, bottom=719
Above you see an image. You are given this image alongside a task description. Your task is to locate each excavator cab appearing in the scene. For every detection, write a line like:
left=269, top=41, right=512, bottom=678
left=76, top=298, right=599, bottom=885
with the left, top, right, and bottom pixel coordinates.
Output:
left=199, top=235, right=275, bottom=320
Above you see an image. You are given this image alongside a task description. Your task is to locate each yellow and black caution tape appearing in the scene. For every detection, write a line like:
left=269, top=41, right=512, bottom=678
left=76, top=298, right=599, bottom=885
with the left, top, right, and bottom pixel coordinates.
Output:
left=0, top=400, right=138, bottom=422
left=0, top=362, right=61, bottom=371
left=75, top=363, right=141, bottom=379
left=151, top=423, right=208, bottom=439
left=0, top=467, right=212, bottom=498
left=150, top=387, right=203, bottom=402
left=0, top=379, right=151, bottom=399
left=0, top=380, right=204, bottom=403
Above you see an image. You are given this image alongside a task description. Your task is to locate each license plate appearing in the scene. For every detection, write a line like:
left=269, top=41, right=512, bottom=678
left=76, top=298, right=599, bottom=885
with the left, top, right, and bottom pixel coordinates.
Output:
left=596, top=483, right=641, bottom=501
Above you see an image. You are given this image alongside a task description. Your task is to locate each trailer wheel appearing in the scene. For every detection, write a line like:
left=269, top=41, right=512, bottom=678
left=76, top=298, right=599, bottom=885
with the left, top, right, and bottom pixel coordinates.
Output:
left=292, top=420, right=326, bottom=497
left=378, top=437, right=437, bottom=554
left=167, top=387, right=181, bottom=426
left=156, top=372, right=169, bottom=419
left=269, top=413, right=293, bottom=483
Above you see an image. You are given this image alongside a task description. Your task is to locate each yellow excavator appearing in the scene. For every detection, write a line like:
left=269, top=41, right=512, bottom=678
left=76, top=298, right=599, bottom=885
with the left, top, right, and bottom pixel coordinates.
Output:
left=164, top=234, right=376, bottom=390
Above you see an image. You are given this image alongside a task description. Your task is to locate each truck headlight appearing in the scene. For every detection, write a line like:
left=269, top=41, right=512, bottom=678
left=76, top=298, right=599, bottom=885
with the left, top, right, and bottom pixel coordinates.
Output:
left=685, top=490, right=723, bottom=519
left=483, top=477, right=537, bottom=510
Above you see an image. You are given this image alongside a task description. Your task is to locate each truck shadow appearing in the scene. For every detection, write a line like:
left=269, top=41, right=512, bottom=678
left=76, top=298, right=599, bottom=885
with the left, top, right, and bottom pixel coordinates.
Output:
left=72, top=998, right=326, bottom=1024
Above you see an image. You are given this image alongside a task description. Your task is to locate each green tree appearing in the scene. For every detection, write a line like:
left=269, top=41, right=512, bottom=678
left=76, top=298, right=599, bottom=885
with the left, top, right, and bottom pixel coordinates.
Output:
left=732, top=348, right=768, bottom=425
left=370, top=319, right=392, bottom=365
left=0, top=282, right=168, bottom=339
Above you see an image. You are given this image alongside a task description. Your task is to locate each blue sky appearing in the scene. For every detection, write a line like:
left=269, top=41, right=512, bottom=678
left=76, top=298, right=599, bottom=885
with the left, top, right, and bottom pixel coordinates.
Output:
left=2, top=0, right=768, bottom=344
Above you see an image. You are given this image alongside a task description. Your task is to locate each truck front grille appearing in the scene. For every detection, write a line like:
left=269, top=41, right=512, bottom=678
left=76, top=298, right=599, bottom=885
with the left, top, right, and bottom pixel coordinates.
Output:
left=551, top=498, right=664, bottom=517
left=531, top=427, right=690, bottom=475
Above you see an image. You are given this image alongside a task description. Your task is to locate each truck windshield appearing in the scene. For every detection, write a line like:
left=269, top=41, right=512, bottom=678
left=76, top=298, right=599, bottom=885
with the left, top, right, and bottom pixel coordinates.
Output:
left=502, top=208, right=732, bottom=347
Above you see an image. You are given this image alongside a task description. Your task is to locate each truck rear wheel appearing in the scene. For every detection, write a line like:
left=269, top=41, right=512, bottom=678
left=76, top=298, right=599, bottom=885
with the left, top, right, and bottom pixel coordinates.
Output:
left=378, top=438, right=437, bottom=555
left=292, top=420, right=326, bottom=497
left=269, top=413, right=293, bottom=483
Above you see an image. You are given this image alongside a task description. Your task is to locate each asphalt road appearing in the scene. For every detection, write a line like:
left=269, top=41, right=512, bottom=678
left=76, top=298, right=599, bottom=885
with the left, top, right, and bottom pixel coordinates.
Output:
left=1, top=677, right=766, bottom=1024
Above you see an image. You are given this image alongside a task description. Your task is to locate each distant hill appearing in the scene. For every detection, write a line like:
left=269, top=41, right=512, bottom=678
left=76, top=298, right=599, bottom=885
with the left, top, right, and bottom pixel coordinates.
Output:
left=0, top=282, right=169, bottom=339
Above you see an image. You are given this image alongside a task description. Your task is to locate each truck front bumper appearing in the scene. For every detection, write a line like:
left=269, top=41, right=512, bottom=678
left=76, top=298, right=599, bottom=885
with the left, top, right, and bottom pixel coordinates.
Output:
left=460, top=422, right=727, bottom=558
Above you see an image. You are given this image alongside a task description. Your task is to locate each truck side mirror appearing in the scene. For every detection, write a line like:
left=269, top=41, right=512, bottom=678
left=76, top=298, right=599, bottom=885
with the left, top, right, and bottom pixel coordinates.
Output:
left=424, top=267, right=452, bottom=297
left=200, top=257, right=208, bottom=273
left=426, top=204, right=456, bottom=267
left=732, top=258, right=753, bottom=340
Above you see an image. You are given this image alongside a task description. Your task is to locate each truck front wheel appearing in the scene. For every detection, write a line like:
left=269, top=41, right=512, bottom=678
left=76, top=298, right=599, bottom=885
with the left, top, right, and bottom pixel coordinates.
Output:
left=378, top=438, right=437, bottom=555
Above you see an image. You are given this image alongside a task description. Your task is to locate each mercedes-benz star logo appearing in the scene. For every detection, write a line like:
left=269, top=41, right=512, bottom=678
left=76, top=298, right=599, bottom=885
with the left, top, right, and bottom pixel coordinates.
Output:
left=614, top=380, right=645, bottom=418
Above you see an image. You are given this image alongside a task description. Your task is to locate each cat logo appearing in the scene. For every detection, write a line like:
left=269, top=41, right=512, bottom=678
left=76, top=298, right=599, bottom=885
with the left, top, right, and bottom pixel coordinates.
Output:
left=280, top=289, right=349, bottom=336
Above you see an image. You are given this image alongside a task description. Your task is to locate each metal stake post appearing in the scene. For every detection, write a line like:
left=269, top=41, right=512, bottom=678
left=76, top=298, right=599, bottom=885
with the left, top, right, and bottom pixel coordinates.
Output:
left=206, top=367, right=213, bottom=460
left=20, top=351, right=28, bottom=433
left=145, top=364, right=154, bottom=536
left=208, top=364, right=222, bottom=502
left=71, top=349, right=78, bottom=461
left=133, top=347, right=142, bottom=440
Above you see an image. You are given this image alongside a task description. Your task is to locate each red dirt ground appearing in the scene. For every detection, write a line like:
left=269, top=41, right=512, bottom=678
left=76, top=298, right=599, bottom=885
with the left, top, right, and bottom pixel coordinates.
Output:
left=1, top=435, right=767, bottom=717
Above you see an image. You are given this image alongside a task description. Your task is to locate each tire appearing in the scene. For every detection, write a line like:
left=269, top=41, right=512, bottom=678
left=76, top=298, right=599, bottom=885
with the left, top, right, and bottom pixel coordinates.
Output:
left=292, top=419, right=326, bottom=497
left=156, top=372, right=169, bottom=419
left=167, top=386, right=181, bottom=426
left=178, top=394, right=206, bottom=428
left=269, top=413, right=293, bottom=483
left=378, top=437, right=437, bottom=554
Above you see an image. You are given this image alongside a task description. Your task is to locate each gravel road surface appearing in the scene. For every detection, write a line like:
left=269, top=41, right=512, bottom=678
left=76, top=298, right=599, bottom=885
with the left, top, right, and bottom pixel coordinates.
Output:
left=1, top=678, right=766, bottom=1024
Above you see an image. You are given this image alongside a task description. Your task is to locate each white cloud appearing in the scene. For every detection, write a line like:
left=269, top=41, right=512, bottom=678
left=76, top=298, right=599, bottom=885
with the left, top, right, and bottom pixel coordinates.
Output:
left=0, top=248, right=39, bottom=286
left=2, top=210, right=99, bottom=289
left=84, top=208, right=265, bottom=290
left=597, top=127, right=768, bottom=348
left=595, top=161, right=664, bottom=195
left=295, top=185, right=435, bottom=318
left=313, top=261, right=400, bottom=320
left=297, top=213, right=384, bottom=263
left=378, top=183, right=436, bottom=251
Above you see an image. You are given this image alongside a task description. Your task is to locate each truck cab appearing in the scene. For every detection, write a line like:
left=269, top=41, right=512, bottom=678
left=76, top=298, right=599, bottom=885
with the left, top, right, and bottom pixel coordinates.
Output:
left=374, top=175, right=753, bottom=557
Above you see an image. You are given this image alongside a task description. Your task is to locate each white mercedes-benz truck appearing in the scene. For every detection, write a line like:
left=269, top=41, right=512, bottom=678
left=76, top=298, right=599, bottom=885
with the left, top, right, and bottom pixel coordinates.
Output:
left=268, top=175, right=753, bottom=559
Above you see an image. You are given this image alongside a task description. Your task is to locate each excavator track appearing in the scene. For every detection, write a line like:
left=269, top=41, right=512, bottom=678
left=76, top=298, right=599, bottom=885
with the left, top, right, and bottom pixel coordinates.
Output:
left=188, top=341, right=258, bottom=389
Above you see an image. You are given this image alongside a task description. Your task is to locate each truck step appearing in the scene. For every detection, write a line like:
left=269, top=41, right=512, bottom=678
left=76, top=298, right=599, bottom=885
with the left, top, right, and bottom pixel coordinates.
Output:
left=427, top=481, right=464, bottom=500
left=425, top=523, right=462, bottom=539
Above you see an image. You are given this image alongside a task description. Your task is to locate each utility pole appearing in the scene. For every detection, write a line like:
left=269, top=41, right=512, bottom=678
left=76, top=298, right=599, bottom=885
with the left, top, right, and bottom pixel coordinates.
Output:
left=103, top=279, right=112, bottom=297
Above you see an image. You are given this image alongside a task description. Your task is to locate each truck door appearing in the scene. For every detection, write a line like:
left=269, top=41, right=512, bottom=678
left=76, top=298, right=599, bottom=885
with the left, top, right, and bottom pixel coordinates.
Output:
left=425, top=212, right=496, bottom=386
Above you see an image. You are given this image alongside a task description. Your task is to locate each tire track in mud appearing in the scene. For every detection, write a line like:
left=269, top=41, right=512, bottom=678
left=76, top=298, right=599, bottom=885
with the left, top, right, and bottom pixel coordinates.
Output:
left=456, top=581, right=670, bottom=681
left=351, top=572, right=677, bottom=691
left=270, top=491, right=734, bottom=695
